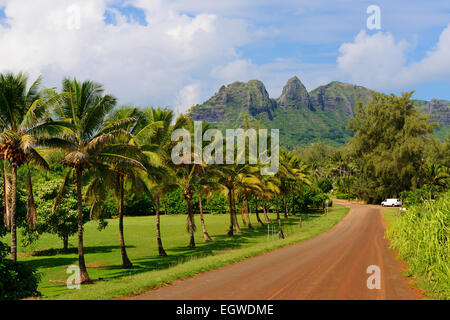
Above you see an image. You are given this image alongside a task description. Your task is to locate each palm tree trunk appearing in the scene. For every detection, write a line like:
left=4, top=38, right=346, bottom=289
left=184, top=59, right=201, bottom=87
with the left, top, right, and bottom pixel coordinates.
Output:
left=10, top=164, right=17, bottom=261
left=3, top=169, right=10, bottom=230
left=254, top=196, right=264, bottom=227
left=291, top=195, right=296, bottom=215
left=240, top=202, right=247, bottom=226
left=262, top=197, right=270, bottom=223
left=232, top=190, right=242, bottom=233
left=245, top=197, right=253, bottom=229
left=276, top=196, right=284, bottom=239
left=227, top=188, right=234, bottom=236
left=26, top=167, right=37, bottom=230
left=118, top=175, right=133, bottom=268
left=75, top=167, right=91, bottom=284
left=198, top=192, right=212, bottom=242
left=283, top=195, right=289, bottom=218
left=155, top=194, right=167, bottom=256
left=187, top=196, right=195, bottom=248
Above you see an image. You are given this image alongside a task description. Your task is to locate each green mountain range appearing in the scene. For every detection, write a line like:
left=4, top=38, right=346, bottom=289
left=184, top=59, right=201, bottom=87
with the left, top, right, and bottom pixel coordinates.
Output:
left=190, top=76, right=450, bottom=148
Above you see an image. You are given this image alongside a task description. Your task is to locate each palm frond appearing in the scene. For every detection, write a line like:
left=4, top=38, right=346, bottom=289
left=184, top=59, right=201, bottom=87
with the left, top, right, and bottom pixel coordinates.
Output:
left=28, top=148, right=50, bottom=170
left=53, top=169, right=73, bottom=214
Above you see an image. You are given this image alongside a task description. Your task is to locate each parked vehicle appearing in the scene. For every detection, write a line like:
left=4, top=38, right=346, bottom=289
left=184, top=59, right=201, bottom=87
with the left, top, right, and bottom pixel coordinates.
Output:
left=381, top=198, right=402, bottom=207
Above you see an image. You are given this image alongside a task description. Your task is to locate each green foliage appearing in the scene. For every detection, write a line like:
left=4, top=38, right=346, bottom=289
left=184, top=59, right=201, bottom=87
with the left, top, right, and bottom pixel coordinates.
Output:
left=317, top=177, right=333, bottom=193
left=387, top=191, right=449, bottom=299
left=202, top=193, right=228, bottom=214
left=124, top=193, right=155, bottom=216
left=348, top=92, right=434, bottom=203
left=294, top=185, right=330, bottom=211
left=162, top=188, right=187, bottom=215
left=0, top=258, right=41, bottom=300
left=400, top=185, right=444, bottom=207
left=0, top=189, right=40, bottom=300
left=0, top=215, right=8, bottom=258
left=19, top=166, right=91, bottom=249
left=160, top=188, right=227, bottom=215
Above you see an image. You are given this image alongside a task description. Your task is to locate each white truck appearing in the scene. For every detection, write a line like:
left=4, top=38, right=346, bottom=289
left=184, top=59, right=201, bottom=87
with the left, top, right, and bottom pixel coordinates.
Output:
left=381, top=198, right=402, bottom=207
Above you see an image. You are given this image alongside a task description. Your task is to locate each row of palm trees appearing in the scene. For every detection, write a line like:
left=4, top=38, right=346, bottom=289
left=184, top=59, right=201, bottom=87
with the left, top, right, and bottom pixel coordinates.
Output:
left=0, top=73, right=312, bottom=284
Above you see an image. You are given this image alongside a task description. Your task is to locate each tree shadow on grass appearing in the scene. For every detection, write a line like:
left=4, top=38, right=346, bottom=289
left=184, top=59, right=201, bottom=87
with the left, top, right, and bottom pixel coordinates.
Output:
left=97, top=217, right=305, bottom=281
left=30, top=245, right=136, bottom=257
left=22, top=256, right=78, bottom=271
left=24, top=245, right=136, bottom=271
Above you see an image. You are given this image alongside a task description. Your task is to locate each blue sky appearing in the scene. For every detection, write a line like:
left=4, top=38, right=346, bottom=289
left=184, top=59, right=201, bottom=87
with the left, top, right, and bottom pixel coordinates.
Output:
left=0, top=0, right=449, bottom=111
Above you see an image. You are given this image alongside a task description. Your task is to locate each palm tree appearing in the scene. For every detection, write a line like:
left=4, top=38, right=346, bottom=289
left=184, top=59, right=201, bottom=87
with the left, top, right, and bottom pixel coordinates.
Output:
left=261, top=174, right=283, bottom=238
left=423, top=163, right=449, bottom=188
left=142, top=108, right=188, bottom=254
left=235, top=172, right=261, bottom=229
left=257, top=173, right=275, bottom=223
left=253, top=194, right=264, bottom=227
left=46, top=78, right=139, bottom=283
left=116, top=107, right=189, bottom=256
left=197, top=181, right=214, bottom=242
left=216, top=164, right=258, bottom=236
left=0, top=72, right=63, bottom=261
left=280, top=150, right=311, bottom=216
left=174, top=163, right=197, bottom=248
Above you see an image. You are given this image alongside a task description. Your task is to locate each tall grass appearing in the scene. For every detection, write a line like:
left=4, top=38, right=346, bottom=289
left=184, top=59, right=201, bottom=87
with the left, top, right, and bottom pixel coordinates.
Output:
left=387, top=191, right=449, bottom=299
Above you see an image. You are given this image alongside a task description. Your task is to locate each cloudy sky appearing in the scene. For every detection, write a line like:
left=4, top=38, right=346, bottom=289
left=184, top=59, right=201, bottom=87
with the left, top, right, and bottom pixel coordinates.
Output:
left=0, top=0, right=449, bottom=114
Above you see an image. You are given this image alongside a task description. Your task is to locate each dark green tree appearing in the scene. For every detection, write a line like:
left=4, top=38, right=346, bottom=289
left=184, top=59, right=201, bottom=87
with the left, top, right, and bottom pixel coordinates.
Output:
left=348, top=92, right=434, bottom=203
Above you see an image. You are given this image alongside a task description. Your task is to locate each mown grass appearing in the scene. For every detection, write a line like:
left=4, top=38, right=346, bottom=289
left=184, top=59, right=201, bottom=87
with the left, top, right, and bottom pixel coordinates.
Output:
left=2, top=205, right=348, bottom=300
left=383, top=193, right=449, bottom=300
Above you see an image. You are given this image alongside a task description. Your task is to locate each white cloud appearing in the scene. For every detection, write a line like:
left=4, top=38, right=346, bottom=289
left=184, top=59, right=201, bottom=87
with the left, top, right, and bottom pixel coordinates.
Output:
left=174, top=83, right=201, bottom=116
left=337, top=25, right=450, bottom=91
left=0, top=0, right=251, bottom=108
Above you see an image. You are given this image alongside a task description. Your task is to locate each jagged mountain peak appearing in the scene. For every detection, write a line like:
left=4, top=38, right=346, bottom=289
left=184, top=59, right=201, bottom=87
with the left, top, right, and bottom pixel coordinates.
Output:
left=192, top=79, right=276, bottom=123
left=277, top=75, right=314, bottom=111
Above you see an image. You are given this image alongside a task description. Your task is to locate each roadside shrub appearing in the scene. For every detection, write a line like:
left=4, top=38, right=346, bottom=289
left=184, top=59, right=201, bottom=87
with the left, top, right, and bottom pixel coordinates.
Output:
left=400, top=185, right=443, bottom=207
left=0, top=259, right=41, bottom=300
left=335, top=193, right=357, bottom=200
left=387, top=191, right=449, bottom=299
left=294, top=185, right=330, bottom=211
left=0, top=216, right=41, bottom=300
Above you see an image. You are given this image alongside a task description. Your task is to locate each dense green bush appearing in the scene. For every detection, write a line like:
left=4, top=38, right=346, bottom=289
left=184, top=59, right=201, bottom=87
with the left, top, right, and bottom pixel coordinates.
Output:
left=293, top=185, right=330, bottom=212
left=400, top=185, right=444, bottom=207
left=124, top=194, right=155, bottom=216
left=317, top=177, right=333, bottom=193
left=162, top=188, right=187, bottom=215
left=0, top=214, right=41, bottom=300
left=387, top=191, right=449, bottom=299
left=202, top=193, right=228, bottom=214
left=0, top=258, right=41, bottom=300
left=160, top=188, right=228, bottom=215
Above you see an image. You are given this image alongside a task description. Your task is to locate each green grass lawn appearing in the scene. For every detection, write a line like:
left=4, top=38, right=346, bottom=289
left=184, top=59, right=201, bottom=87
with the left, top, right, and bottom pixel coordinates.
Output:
left=382, top=207, right=398, bottom=228
left=2, top=205, right=348, bottom=300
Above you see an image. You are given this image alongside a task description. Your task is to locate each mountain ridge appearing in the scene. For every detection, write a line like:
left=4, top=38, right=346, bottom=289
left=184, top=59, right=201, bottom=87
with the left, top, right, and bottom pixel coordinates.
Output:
left=191, top=77, right=450, bottom=148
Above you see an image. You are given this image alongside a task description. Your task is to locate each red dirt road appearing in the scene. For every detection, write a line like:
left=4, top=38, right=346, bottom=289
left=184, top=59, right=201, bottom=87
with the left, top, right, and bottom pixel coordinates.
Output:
left=127, top=201, right=419, bottom=300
